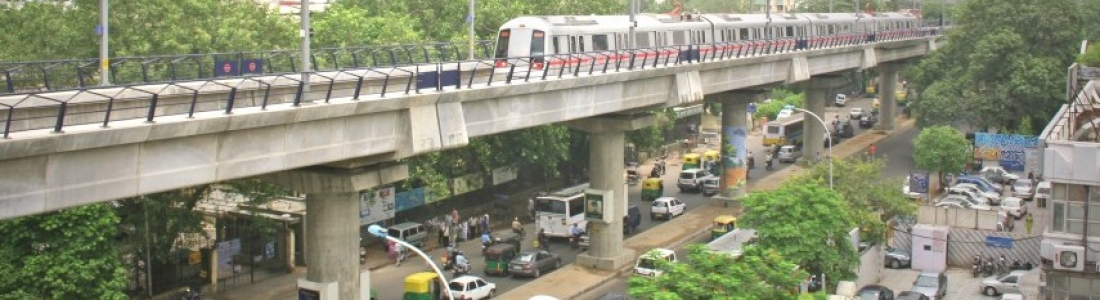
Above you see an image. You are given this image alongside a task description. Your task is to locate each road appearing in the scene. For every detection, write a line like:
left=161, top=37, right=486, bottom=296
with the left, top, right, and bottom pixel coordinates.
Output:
left=368, top=96, right=888, bottom=300
left=574, top=100, right=923, bottom=300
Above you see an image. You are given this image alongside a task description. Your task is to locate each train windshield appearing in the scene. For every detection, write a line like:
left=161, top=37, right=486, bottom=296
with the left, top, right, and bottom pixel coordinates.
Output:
left=530, top=30, right=546, bottom=56
left=494, top=30, right=511, bottom=58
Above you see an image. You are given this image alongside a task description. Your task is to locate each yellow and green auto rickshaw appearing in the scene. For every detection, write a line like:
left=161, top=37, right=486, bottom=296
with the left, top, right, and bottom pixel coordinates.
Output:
left=711, top=215, right=738, bottom=240
left=483, top=243, right=519, bottom=276
left=403, top=272, right=443, bottom=300
left=682, top=153, right=701, bottom=170
left=703, top=150, right=721, bottom=164
left=641, top=177, right=664, bottom=201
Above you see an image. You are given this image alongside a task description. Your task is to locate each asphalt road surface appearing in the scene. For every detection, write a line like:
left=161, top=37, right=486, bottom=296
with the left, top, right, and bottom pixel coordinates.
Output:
left=369, top=96, right=889, bottom=299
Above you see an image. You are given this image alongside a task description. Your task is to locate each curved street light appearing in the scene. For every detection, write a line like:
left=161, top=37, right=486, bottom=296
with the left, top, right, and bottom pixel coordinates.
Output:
left=794, top=108, right=833, bottom=190
left=367, top=224, right=456, bottom=300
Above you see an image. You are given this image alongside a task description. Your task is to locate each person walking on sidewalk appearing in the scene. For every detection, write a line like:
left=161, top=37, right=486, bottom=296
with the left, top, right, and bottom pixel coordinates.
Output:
left=1025, top=213, right=1035, bottom=234
left=512, top=217, right=525, bottom=236
left=868, top=144, right=877, bottom=157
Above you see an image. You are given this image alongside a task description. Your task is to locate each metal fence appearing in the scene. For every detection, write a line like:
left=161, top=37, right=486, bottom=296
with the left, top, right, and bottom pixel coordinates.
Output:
left=0, top=41, right=495, bottom=93
left=892, top=226, right=1041, bottom=269
left=0, top=29, right=946, bottom=139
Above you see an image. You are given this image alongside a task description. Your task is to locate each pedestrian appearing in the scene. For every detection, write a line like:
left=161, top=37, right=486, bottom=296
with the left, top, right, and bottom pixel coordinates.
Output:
left=451, top=209, right=460, bottom=225
left=537, top=228, right=549, bottom=251
left=1028, top=170, right=1035, bottom=181
left=815, top=152, right=821, bottom=162
left=386, top=239, right=397, bottom=263
left=481, top=214, right=490, bottom=234
left=868, top=143, right=877, bottom=157
left=395, top=242, right=406, bottom=266
left=437, top=224, right=446, bottom=245
left=442, top=224, right=451, bottom=246
left=1025, top=213, right=1034, bottom=234
left=528, top=198, right=535, bottom=219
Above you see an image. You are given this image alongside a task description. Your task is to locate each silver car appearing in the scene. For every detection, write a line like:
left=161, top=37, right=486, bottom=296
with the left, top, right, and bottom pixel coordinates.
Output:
left=777, top=145, right=802, bottom=163
left=1012, top=179, right=1035, bottom=199
left=980, top=270, right=1028, bottom=296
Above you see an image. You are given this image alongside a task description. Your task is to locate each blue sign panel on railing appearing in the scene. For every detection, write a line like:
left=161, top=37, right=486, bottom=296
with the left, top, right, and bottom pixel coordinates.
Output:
left=416, top=71, right=439, bottom=90
left=214, top=60, right=239, bottom=77
left=440, top=69, right=460, bottom=88
left=909, top=170, right=930, bottom=194
left=240, top=59, right=263, bottom=75
left=986, top=236, right=1014, bottom=249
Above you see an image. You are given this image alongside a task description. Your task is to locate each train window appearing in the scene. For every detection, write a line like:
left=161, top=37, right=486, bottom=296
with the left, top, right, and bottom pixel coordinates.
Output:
left=673, top=31, right=687, bottom=45
left=635, top=32, right=650, bottom=47
left=593, top=35, right=609, bottom=51
left=531, top=30, right=546, bottom=55
left=570, top=36, right=578, bottom=53
left=785, top=27, right=794, bottom=37
left=494, top=29, right=510, bottom=58
left=579, top=36, right=586, bottom=52
left=739, top=28, right=749, bottom=40
left=552, top=36, right=561, bottom=54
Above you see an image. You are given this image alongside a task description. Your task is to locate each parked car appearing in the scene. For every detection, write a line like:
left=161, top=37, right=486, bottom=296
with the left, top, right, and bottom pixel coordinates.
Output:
left=981, top=166, right=1019, bottom=185
left=1012, top=179, right=1035, bottom=199
left=1000, top=293, right=1026, bottom=300
left=859, top=114, right=878, bottom=128
left=776, top=109, right=794, bottom=119
left=836, top=94, right=848, bottom=106
left=777, top=145, right=802, bottom=163
left=857, top=285, right=895, bottom=300
left=980, top=270, right=1028, bottom=296
left=997, top=211, right=1015, bottom=232
left=833, top=122, right=855, bottom=139
left=508, top=250, right=561, bottom=278
left=910, top=271, right=947, bottom=300
left=448, top=276, right=497, bottom=300
left=388, top=222, right=428, bottom=247
left=850, top=107, right=866, bottom=119
left=1000, top=196, right=1028, bottom=220
left=634, top=248, right=677, bottom=277
left=885, top=246, right=912, bottom=269
left=1033, top=180, right=1051, bottom=203
left=896, top=291, right=930, bottom=300
left=955, top=176, right=1004, bottom=196
left=935, top=196, right=993, bottom=211
left=955, top=183, right=1002, bottom=204
left=677, top=169, right=708, bottom=192
left=945, top=187, right=993, bottom=206
left=650, top=197, right=686, bottom=220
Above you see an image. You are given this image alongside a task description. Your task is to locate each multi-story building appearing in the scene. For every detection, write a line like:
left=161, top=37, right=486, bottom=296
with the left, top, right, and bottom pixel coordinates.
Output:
left=1038, top=54, right=1100, bottom=299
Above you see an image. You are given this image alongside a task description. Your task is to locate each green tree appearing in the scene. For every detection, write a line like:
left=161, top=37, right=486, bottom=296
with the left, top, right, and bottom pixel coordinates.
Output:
left=909, top=0, right=1081, bottom=132
left=312, top=4, right=424, bottom=48
left=912, top=125, right=971, bottom=185
left=627, top=245, right=812, bottom=300
left=0, top=204, right=128, bottom=300
left=739, top=181, right=859, bottom=288
left=792, top=157, right=916, bottom=243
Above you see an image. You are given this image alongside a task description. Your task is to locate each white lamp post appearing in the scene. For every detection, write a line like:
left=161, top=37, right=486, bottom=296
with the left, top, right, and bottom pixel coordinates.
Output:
left=367, top=225, right=455, bottom=300
left=794, top=108, right=833, bottom=190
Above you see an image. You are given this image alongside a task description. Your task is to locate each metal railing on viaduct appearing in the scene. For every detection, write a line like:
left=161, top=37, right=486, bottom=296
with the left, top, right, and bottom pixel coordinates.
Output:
left=0, top=29, right=946, bottom=139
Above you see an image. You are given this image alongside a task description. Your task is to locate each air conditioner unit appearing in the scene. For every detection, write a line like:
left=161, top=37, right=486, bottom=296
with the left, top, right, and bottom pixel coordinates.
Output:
left=1053, top=244, right=1085, bottom=271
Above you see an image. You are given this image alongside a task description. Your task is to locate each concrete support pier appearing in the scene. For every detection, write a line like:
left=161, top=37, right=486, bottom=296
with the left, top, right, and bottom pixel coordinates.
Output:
left=707, top=90, right=764, bottom=205
left=567, top=114, right=654, bottom=270
left=800, top=75, right=845, bottom=165
left=876, top=62, right=906, bottom=131
left=264, top=162, right=409, bottom=300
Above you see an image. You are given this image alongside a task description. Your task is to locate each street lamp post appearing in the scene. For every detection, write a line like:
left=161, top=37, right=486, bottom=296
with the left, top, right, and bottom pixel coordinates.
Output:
left=795, top=108, right=833, bottom=190
left=367, top=225, right=455, bottom=300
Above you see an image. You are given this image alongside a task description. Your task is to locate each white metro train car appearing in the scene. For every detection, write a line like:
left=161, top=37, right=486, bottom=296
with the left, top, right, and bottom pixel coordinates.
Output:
left=492, top=12, right=921, bottom=67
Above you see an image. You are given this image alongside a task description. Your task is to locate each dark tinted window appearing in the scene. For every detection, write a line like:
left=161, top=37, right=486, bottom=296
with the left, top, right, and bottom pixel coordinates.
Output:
left=494, top=30, right=511, bottom=58
left=531, top=30, right=546, bottom=55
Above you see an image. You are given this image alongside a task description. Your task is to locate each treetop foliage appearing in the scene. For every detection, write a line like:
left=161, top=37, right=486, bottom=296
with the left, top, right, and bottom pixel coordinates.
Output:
left=627, top=244, right=812, bottom=300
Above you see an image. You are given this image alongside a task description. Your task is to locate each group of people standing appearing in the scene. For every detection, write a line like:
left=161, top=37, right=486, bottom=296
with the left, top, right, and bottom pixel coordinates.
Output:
left=433, top=209, right=492, bottom=249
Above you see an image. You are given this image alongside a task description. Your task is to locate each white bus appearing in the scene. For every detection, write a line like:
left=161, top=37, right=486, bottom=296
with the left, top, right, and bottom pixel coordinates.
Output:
left=763, top=114, right=805, bottom=147
left=534, top=183, right=589, bottom=238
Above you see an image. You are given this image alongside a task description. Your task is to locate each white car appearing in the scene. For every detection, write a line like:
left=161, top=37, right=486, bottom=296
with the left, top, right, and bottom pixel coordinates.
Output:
left=835, top=94, right=848, bottom=106
left=945, top=187, right=993, bottom=206
left=634, top=248, right=677, bottom=277
left=981, top=166, right=1020, bottom=184
left=981, top=270, right=1028, bottom=296
left=1012, top=179, right=1035, bottom=199
left=850, top=107, right=865, bottom=119
left=1000, top=197, right=1028, bottom=219
left=448, top=276, right=496, bottom=300
left=776, top=109, right=794, bottom=119
left=935, top=196, right=993, bottom=211
left=650, top=197, right=685, bottom=220
left=955, top=183, right=1002, bottom=204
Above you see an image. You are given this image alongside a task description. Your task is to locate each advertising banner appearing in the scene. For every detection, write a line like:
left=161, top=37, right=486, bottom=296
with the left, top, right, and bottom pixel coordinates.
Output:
left=359, top=187, right=396, bottom=225
left=721, top=126, right=749, bottom=196
left=451, top=173, right=485, bottom=196
left=973, top=133, right=1039, bottom=172
left=492, top=165, right=519, bottom=186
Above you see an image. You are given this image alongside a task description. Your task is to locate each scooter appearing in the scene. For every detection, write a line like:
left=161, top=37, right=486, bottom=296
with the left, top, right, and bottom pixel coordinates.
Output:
left=765, top=156, right=774, bottom=171
left=179, top=286, right=201, bottom=300
left=971, top=255, right=982, bottom=278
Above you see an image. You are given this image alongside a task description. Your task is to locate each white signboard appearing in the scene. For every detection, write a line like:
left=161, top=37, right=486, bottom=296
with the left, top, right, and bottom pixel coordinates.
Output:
left=492, top=165, right=519, bottom=186
left=360, top=187, right=396, bottom=225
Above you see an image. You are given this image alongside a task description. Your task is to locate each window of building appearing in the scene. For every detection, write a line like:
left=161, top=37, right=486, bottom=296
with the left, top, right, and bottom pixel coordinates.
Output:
left=1053, top=201, right=1066, bottom=232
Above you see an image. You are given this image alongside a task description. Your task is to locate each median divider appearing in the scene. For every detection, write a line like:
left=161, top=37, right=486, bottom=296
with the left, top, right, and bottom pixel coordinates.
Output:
left=494, top=116, right=916, bottom=300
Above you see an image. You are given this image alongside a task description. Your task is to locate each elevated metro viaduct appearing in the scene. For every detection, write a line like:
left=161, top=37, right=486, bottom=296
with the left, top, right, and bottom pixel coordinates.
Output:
left=0, top=34, right=942, bottom=299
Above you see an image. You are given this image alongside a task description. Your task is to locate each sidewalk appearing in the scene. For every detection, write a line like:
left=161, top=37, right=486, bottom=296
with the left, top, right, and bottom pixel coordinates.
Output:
left=496, top=116, right=917, bottom=300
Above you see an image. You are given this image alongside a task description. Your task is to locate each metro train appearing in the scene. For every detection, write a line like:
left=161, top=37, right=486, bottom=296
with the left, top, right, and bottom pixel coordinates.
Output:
left=492, top=11, right=924, bottom=67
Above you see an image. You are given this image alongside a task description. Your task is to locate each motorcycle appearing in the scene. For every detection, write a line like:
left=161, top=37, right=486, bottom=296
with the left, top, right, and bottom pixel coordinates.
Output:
left=971, top=255, right=982, bottom=278
left=178, top=286, right=201, bottom=300
left=452, top=253, right=470, bottom=277
left=1011, top=260, right=1035, bottom=271
left=765, top=155, right=774, bottom=171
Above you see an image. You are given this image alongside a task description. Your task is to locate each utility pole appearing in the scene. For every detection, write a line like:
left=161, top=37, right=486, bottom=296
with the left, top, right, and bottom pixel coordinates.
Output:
left=98, top=0, right=109, bottom=86
left=300, top=0, right=311, bottom=98
left=468, top=0, right=476, bottom=60
left=830, top=0, right=834, bottom=13
left=628, top=0, right=636, bottom=49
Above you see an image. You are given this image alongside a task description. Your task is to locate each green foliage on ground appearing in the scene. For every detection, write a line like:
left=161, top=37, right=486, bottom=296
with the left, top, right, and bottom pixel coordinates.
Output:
left=0, top=204, right=129, bottom=300
left=627, top=244, right=815, bottom=300
left=1078, top=42, right=1100, bottom=66
left=739, top=182, right=860, bottom=288
left=913, top=125, right=972, bottom=185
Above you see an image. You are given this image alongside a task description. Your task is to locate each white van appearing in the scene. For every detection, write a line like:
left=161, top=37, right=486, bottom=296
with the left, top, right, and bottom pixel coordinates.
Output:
left=634, top=248, right=677, bottom=277
left=835, top=94, right=848, bottom=107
